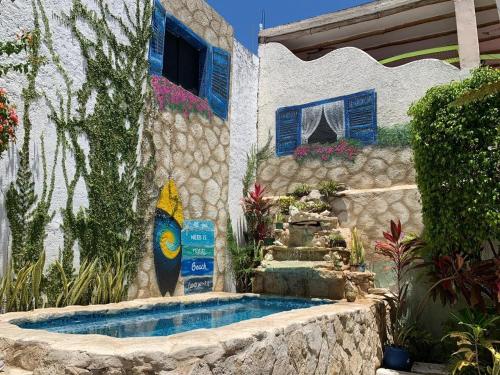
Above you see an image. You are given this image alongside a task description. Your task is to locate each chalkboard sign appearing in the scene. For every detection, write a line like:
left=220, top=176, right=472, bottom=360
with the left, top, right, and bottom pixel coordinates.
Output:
left=184, top=277, right=214, bottom=294
left=181, top=220, right=215, bottom=294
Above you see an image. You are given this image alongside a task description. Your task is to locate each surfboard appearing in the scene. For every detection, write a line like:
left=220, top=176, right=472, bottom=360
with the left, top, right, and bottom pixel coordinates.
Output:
left=153, top=179, right=184, bottom=296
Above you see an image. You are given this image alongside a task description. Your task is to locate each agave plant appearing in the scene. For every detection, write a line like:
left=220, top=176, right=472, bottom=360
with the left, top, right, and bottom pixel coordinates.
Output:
left=0, top=251, right=45, bottom=312
left=375, top=219, right=424, bottom=347
left=92, top=250, right=129, bottom=304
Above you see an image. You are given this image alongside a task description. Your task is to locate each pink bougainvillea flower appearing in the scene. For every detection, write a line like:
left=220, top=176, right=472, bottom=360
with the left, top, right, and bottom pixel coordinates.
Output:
left=151, top=76, right=212, bottom=119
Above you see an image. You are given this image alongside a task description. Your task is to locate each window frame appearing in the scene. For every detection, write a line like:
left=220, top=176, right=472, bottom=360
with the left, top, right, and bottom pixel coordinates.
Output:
left=148, top=0, right=231, bottom=120
left=275, top=89, right=377, bottom=156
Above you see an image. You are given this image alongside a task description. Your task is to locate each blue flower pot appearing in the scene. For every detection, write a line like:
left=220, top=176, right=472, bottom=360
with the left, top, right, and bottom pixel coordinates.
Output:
left=383, top=346, right=412, bottom=371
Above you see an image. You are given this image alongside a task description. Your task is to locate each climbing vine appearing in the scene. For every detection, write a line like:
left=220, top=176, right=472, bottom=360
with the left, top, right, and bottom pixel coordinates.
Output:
left=55, top=0, right=153, bottom=274
left=5, top=2, right=57, bottom=271
left=5, top=0, right=153, bottom=300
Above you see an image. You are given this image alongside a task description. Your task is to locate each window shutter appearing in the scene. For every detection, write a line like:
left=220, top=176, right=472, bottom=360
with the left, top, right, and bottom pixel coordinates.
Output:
left=345, top=90, right=377, bottom=144
left=276, top=107, right=302, bottom=156
left=149, top=0, right=166, bottom=76
left=208, top=47, right=231, bottom=120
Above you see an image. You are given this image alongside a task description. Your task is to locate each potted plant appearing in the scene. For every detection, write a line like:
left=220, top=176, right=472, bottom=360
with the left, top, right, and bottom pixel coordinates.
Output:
left=275, top=213, right=284, bottom=230
left=329, top=232, right=347, bottom=248
left=349, top=227, right=366, bottom=272
left=375, top=220, right=423, bottom=371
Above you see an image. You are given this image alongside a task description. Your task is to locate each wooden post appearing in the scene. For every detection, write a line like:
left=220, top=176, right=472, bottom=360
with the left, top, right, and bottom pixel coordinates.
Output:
left=454, top=0, right=481, bottom=69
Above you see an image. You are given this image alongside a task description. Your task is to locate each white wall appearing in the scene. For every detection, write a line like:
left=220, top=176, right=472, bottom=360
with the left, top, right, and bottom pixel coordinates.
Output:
left=228, top=40, right=259, bottom=243
left=0, top=0, right=133, bottom=272
left=257, top=43, right=467, bottom=145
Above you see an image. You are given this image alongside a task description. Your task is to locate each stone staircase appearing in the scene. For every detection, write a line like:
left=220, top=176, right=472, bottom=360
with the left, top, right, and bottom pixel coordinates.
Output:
left=252, top=208, right=375, bottom=300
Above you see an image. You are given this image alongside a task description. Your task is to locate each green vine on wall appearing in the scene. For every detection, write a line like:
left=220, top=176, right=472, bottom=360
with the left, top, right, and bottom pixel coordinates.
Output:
left=4, top=0, right=153, bottom=305
left=5, top=1, right=57, bottom=271
left=55, top=0, right=153, bottom=276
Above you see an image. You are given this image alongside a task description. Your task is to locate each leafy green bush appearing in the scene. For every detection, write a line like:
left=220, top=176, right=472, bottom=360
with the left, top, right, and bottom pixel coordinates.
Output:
left=277, top=196, right=297, bottom=215
left=294, top=200, right=330, bottom=213
left=377, top=123, right=411, bottom=147
left=291, top=183, right=313, bottom=198
left=409, top=68, right=500, bottom=256
left=227, top=218, right=261, bottom=292
left=318, top=180, right=344, bottom=198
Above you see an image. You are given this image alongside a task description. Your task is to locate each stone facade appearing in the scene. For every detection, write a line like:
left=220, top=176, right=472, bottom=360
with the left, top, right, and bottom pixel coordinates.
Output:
left=129, top=111, right=231, bottom=298
left=258, top=146, right=415, bottom=195
left=160, top=0, right=233, bottom=52
left=127, top=0, right=235, bottom=298
left=331, top=186, right=423, bottom=248
left=0, top=293, right=389, bottom=375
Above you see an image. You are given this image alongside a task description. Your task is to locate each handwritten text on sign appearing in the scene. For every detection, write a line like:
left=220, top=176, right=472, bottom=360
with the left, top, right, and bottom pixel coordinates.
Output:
left=181, top=220, right=215, bottom=294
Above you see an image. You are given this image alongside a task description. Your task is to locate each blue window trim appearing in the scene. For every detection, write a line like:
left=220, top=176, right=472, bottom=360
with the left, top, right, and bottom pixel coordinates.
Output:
left=344, top=90, right=377, bottom=144
left=275, top=107, right=302, bottom=156
left=148, top=9, right=231, bottom=120
left=275, top=89, right=377, bottom=156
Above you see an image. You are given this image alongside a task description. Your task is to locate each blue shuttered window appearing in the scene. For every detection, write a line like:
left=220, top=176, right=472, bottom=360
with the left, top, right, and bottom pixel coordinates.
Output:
left=276, top=107, right=301, bottom=156
left=149, top=0, right=166, bottom=76
left=344, top=90, right=377, bottom=145
left=208, top=47, right=231, bottom=120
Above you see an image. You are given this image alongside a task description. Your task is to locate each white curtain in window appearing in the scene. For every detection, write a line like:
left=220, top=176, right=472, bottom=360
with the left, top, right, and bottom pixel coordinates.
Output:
left=301, top=105, right=324, bottom=143
left=323, top=100, right=345, bottom=139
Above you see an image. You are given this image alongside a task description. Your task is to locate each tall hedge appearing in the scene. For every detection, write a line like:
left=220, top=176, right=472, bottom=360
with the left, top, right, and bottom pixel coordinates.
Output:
left=409, top=68, right=499, bottom=256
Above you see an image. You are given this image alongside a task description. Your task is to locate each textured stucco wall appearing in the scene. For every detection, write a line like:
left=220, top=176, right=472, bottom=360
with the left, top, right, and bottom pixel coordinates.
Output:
left=129, top=0, right=235, bottom=298
left=228, top=40, right=259, bottom=246
left=257, top=43, right=465, bottom=146
left=0, top=0, right=117, bottom=272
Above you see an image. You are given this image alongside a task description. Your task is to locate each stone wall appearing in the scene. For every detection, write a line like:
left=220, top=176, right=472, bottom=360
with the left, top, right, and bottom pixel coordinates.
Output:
left=129, top=0, right=234, bottom=298
left=259, top=146, right=415, bottom=195
left=255, top=43, right=467, bottom=282
left=0, top=294, right=389, bottom=375
left=129, top=111, right=231, bottom=299
left=160, top=0, right=233, bottom=52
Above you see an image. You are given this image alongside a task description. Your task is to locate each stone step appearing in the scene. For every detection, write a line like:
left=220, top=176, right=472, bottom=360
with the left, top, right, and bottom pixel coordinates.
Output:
left=264, top=245, right=350, bottom=262
left=4, top=367, right=33, bottom=375
left=253, top=262, right=375, bottom=300
left=376, top=362, right=448, bottom=375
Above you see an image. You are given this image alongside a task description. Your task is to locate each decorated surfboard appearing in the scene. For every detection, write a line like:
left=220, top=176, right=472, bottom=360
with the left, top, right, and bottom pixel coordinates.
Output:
left=153, top=179, right=184, bottom=296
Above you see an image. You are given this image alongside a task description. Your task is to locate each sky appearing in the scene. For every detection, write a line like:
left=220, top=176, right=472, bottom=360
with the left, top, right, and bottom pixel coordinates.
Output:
left=206, top=0, right=374, bottom=54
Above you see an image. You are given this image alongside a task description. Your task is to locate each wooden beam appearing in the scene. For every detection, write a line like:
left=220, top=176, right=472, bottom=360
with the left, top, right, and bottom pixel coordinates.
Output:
left=294, top=19, right=497, bottom=61
left=290, top=5, right=496, bottom=55
left=454, top=0, right=481, bottom=69
left=260, top=0, right=451, bottom=43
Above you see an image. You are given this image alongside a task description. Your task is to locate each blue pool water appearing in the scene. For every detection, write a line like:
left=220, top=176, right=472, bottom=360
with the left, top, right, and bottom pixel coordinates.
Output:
left=16, top=296, right=332, bottom=338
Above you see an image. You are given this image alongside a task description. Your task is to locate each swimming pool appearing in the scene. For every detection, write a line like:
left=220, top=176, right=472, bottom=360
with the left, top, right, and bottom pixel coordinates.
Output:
left=15, top=295, right=332, bottom=338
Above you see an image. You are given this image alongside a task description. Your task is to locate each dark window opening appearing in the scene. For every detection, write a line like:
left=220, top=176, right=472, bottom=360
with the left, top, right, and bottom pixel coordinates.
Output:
left=308, top=109, right=338, bottom=144
left=163, top=30, right=204, bottom=96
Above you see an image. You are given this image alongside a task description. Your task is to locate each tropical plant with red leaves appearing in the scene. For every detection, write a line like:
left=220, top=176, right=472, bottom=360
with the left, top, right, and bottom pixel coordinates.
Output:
left=242, top=183, right=274, bottom=243
left=421, top=253, right=500, bottom=313
left=375, top=219, right=424, bottom=347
